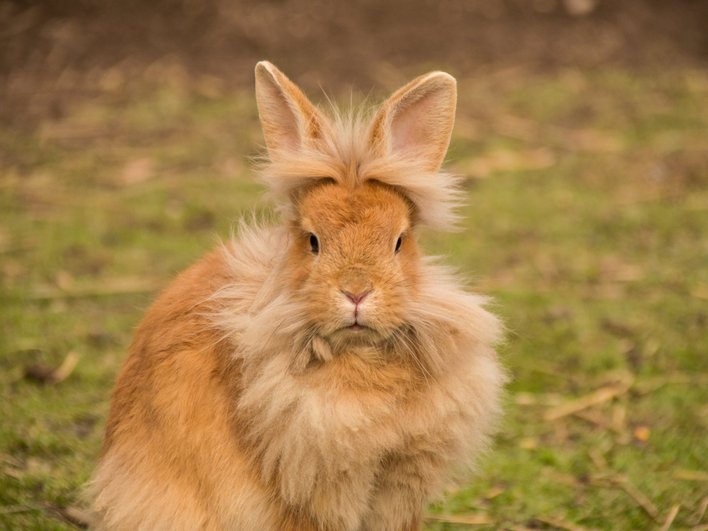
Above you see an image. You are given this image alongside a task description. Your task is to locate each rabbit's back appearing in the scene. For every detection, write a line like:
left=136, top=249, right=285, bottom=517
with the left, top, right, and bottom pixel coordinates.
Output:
left=90, top=242, right=286, bottom=530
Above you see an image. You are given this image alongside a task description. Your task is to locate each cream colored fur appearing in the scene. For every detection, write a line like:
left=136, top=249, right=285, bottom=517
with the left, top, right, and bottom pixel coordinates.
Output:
left=88, top=61, right=506, bottom=531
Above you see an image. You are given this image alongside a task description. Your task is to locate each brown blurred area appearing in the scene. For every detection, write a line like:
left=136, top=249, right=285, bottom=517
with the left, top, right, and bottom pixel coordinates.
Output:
left=1, top=0, right=707, bottom=127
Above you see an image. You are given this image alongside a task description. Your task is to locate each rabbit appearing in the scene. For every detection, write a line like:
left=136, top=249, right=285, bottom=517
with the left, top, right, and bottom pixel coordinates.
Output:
left=88, top=61, right=506, bottom=531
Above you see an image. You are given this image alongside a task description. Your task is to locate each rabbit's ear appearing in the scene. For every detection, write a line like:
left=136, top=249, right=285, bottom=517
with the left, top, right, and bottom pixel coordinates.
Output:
left=369, top=71, right=457, bottom=172
left=255, top=61, right=326, bottom=155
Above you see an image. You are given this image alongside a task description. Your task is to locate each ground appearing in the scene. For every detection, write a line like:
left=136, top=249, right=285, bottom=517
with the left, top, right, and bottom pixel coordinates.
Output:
left=1, top=1, right=707, bottom=529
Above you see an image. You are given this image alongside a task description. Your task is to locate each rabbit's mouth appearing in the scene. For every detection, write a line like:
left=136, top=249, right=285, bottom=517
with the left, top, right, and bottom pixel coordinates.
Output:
left=332, top=321, right=379, bottom=340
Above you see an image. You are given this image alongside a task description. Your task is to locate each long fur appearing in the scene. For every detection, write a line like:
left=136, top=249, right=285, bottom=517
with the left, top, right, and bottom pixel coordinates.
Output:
left=260, top=108, right=465, bottom=231
left=88, top=63, right=506, bottom=531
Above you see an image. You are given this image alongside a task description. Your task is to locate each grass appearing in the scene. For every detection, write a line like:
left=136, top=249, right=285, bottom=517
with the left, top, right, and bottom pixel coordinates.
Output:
left=1, top=66, right=706, bottom=529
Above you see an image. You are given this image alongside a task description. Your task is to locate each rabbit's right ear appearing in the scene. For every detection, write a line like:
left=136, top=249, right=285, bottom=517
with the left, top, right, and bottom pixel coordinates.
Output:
left=368, top=71, right=457, bottom=173
left=255, top=61, right=326, bottom=156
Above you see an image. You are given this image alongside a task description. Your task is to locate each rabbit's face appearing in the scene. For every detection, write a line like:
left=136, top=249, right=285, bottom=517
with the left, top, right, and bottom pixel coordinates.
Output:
left=287, top=180, right=419, bottom=345
left=254, top=60, right=458, bottom=351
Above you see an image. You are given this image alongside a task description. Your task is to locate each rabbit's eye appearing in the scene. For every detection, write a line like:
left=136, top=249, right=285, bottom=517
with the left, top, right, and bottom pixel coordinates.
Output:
left=395, top=235, right=403, bottom=254
left=309, top=233, right=319, bottom=254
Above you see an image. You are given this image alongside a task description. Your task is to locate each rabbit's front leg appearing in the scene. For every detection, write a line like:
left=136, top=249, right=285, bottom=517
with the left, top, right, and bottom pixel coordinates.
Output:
left=361, top=451, right=442, bottom=531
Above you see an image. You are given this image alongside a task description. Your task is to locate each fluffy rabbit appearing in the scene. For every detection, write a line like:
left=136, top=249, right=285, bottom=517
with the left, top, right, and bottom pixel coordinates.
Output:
left=89, top=61, right=506, bottom=531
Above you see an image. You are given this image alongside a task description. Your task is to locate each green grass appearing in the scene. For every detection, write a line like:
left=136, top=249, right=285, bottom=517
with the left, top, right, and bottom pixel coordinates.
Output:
left=1, top=67, right=707, bottom=529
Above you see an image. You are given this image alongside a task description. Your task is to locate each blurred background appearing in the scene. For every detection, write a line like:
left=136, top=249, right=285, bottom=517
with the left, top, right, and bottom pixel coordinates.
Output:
left=2, top=0, right=708, bottom=125
left=1, top=1, right=707, bottom=529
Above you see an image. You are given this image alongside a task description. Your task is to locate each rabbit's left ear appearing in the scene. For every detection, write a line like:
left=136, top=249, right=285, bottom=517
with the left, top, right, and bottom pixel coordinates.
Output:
left=369, top=71, right=457, bottom=173
left=255, top=61, right=327, bottom=155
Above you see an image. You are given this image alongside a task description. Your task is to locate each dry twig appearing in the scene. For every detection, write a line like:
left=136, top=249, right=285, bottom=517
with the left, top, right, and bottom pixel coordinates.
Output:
left=24, top=352, right=79, bottom=385
left=587, top=449, right=608, bottom=471
left=691, top=497, right=708, bottom=526
left=26, top=278, right=162, bottom=301
left=55, top=505, right=94, bottom=528
left=674, top=470, right=708, bottom=482
left=535, top=515, right=596, bottom=531
left=615, top=478, right=659, bottom=521
left=659, top=505, right=680, bottom=531
left=592, top=476, right=659, bottom=522
left=544, top=377, right=633, bottom=422
left=0, top=505, right=36, bottom=515
left=424, top=512, right=493, bottom=525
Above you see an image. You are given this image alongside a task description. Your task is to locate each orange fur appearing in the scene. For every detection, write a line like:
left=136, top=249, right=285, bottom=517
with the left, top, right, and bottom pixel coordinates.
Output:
left=89, top=62, right=506, bottom=531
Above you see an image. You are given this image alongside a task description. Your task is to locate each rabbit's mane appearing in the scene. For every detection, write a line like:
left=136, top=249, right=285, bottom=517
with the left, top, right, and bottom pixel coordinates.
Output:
left=208, top=105, right=501, bottom=377
left=209, top=221, right=502, bottom=378
left=208, top=223, right=504, bottom=505
left=259, top=107, right=464, bottom=231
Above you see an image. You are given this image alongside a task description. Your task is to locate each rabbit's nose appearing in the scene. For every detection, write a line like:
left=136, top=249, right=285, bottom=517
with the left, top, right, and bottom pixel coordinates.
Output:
left=341, top=289, right=371, bottom=305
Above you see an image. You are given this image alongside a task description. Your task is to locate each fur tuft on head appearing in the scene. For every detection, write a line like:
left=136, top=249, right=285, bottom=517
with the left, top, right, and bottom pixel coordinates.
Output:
left=255, top=61, right=462, bottom=230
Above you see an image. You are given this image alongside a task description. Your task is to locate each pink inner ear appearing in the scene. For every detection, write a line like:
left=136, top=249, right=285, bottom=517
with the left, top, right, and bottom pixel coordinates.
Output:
left=256, top=62, right=326, bottom=155
left=390, top=103, right=427, bottom=155
left=258, top=82, right=303, bottom=152
left=385, top=81, right=455, bottom=170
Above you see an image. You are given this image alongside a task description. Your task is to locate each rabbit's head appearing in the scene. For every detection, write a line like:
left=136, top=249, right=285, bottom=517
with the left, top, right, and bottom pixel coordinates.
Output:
left=286, top=177, right=417, bottom=349
left=254, top=61, right=462, bottom=357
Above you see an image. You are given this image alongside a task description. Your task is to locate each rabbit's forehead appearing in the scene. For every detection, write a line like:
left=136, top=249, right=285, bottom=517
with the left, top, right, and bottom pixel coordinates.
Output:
left=299, top=183, right=410, bottom=234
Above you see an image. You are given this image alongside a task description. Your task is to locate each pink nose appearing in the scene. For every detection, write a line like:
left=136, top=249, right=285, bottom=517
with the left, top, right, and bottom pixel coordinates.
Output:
left=342, top=290, right=371, bottom=305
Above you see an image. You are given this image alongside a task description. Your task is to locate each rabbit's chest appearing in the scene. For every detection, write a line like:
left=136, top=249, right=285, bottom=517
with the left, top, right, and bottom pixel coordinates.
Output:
left=295, top=354, right=424, bottom=443
left=240, top=352, right=431, bottom=466
left=237, top=352, right=483, bottom=528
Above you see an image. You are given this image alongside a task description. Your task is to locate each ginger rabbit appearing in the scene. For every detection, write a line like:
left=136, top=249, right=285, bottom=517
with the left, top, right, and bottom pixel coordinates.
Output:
left=89, top=61, right=505, bottom=531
